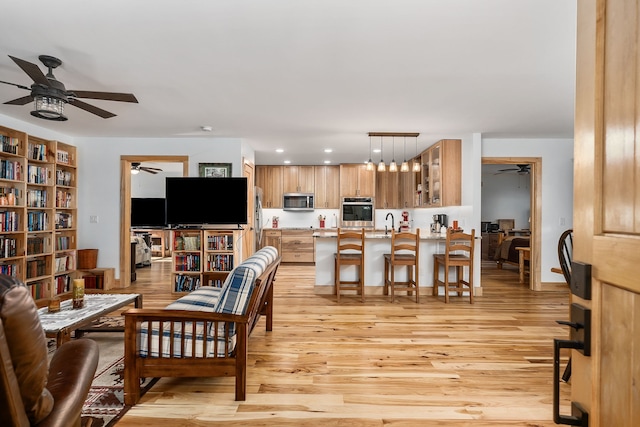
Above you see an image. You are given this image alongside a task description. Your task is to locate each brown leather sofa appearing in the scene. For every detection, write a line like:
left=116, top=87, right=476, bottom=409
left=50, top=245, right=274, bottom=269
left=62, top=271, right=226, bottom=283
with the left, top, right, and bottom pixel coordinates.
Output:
left=0, top=275, right=99, bottom=427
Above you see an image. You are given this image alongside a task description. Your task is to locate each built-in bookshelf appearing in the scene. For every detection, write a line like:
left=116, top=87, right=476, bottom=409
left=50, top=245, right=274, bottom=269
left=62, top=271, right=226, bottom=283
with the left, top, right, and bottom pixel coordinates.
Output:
left=0, top=125, right=78, bottom=301
left=171, top=229, right=241, bottom=294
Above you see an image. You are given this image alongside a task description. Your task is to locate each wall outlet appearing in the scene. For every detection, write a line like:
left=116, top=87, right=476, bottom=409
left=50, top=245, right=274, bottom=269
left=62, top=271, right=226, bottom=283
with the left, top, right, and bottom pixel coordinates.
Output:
left=90, top=215, right=99, bottom=223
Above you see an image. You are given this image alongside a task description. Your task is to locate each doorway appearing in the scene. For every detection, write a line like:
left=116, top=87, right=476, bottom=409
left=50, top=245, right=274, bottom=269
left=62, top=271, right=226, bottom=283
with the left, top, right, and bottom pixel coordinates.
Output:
left=481, top=157, right=542, bottom=290
left=119, top=155, right=189, bottom=288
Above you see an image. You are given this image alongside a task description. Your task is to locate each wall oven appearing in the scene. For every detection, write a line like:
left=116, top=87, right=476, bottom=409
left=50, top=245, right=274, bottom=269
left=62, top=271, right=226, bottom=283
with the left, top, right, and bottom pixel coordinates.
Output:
left=341, top=197, right=374, bottom=229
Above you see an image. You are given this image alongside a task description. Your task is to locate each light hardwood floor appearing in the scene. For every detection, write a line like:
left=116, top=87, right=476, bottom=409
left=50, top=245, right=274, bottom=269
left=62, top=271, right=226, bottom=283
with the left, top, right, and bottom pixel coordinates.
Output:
left=113, top=258, right=571, bottom=426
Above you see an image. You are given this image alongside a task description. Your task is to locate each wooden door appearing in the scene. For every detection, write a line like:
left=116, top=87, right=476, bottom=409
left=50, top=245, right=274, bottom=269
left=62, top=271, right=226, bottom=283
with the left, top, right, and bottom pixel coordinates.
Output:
left=573, top=0, right=640, bottom=425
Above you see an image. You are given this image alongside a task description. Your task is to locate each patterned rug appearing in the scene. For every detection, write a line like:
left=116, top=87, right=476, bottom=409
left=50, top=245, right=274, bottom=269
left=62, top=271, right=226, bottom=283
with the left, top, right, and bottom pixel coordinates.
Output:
left=46, top=316, right=157, bottom=427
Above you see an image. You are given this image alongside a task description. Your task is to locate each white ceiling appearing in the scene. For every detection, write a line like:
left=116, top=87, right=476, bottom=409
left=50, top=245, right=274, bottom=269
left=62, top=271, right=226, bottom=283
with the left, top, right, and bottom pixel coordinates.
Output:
left=0, top=0, right=576, bottom=165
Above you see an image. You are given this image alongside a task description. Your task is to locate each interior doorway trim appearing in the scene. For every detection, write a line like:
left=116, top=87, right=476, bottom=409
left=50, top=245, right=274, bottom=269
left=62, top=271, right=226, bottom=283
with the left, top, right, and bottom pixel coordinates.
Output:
left=482, top=157, right=542, bottom=291
left=120, top=155, right=189, bottom=288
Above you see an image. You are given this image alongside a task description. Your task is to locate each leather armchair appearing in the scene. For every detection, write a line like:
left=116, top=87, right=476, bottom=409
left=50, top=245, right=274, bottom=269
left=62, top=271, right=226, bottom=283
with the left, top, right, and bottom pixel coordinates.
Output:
left=0, top=275, right=99, bottom=427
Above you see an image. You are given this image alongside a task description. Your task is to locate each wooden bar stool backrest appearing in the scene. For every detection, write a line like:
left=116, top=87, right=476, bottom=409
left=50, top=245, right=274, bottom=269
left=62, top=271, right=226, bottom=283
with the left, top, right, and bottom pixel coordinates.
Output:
left=334, top=228, right=366, bottom=302
left=433, top=228, right=475, bottom=303
left=384, top=229, right=420, bottom=303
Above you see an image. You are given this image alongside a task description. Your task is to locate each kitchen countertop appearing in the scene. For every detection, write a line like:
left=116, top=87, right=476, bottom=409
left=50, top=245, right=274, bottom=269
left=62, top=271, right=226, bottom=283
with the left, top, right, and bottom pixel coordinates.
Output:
left=313, top=229, right=446, bottom=240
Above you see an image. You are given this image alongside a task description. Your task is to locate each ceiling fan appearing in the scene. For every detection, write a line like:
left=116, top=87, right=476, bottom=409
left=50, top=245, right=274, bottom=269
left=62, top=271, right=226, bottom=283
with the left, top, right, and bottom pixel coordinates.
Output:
left=131, top=162, right=163, bottom=175
left=496, top=164, right=530, bottom=175
left=0, top=54, right=138, bottom=121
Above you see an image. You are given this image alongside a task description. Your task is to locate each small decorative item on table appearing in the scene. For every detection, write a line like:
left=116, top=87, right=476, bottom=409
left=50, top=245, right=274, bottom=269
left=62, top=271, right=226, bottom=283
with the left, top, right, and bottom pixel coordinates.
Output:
left=318, top=214, right=326, bottom=228
left=72, top=278, right=85, bottom=309
left=48, top=296, right=61, bottom=313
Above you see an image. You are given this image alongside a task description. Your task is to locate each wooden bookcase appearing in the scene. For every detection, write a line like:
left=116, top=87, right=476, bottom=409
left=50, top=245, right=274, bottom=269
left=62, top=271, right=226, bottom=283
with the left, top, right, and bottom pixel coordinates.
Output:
left=0, top=125, right=78, bottom=301
left=171, top=228, right=241, bottom=294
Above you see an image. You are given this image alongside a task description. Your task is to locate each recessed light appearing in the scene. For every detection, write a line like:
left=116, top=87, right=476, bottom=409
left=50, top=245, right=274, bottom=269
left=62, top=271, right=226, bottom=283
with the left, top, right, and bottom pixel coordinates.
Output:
left=324, top=148, right=333, bottom=153
left=276, top=148, right=284, bottom=153
left=284, top=160, right=291, bottom=164
left=373, top=148, right=381, bottom=153
left=324, top=160, right=331, bottom=164
left=201, top=126, right=213, bottom=132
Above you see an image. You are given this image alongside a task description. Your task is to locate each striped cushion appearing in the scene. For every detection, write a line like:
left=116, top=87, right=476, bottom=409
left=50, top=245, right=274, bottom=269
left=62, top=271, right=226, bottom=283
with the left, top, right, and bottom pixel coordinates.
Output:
left=138, top=320, right=235, bottom=358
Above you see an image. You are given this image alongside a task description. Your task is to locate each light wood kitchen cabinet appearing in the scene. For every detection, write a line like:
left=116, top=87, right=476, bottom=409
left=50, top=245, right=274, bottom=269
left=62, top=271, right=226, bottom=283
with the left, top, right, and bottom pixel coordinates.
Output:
left=314, top=165, right=340, bottom=208
left=256, top=165, right=283, bottom=208
left=283, top=166, right=315, bottom=193
left=399, top=169, right=418, bottom=209
left=339, top=164, right=375, bottom=197
left=419, top=139, right=461, bottom=207
left=261, top=229, right=282, bottom=253
left=375, top=171, right=399, bottom=209
left=281, top=229, right=315, bottom=263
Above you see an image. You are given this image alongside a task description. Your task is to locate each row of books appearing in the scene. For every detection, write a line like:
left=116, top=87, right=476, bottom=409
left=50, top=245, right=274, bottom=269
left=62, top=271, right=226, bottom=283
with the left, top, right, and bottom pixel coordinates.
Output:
left=0, top=262, right=18, bottom=276
left=26, top=189, right=48, bottom=208
left=55, top=212, right=72, bottom=229
left=55, top=254, right=75, bottom=273
left=55, top=170, right=73, bottom=186
left=55, top=275, right=71, bottom=294
left=57, top=150, right=70, bottom=165
left=0, top=211, right=19, bottom=232
left=56, top=236, right=72, bottom=251
left=1, top=135, right=20, bottom=155
left=174, top=254, right=201, bottom=271
left=27, top=165, right=50, bottom=185
left=26, top=258, right=47, bottom=279
left=206, top=234, right=233, bottom=251
left=28, top=236, right=48, bottom=254
left=29, top=282, right=46, bottom=299
left=56, top=190, right=73, bottom=208
left=28, top=143, right=49, bottom=162
left=206, top=254, right=233, bottom=271
left=0, top=236, right=17, bottom=258
left=27, top=211, right=49, bottom=232
left=1, top=160, right=22, bottom=181
left=174, top=274, right=201, bottom=292
left=174, top=235, right=201, bottom=251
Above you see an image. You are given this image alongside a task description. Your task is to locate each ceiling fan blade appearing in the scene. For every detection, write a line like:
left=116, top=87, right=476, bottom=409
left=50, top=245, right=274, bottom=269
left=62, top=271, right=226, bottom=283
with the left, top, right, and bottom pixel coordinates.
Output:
left=69, top=99, right=116, bottom=118
left=4, top=95, right=33, bottom=105
left=8, top=55, right=50, bottom=87
left=141, top=167, right=159, bottom=174
left=70, top=90, right=138, bottom=103
left=0, top=79, right=31, bottom=91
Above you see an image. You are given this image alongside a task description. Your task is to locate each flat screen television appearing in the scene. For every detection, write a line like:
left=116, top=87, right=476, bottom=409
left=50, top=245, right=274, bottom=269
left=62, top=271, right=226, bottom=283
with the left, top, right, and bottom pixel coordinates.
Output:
left=131, top=198, right=166, bottom=227
left=165, top=177, right=248, bottom=226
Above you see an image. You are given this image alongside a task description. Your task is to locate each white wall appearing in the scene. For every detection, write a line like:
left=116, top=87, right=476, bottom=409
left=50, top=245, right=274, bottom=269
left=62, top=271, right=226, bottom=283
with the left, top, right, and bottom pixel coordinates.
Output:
left=131, top=169, right=182, bottom=198
left=481, top=170, right=531, bottom=228
left=482, top=138, right=574, bottom=282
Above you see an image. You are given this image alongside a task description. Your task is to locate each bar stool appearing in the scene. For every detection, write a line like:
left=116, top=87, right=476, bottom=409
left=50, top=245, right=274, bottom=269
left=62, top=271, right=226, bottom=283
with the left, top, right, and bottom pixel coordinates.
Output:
left=383, top=229, right=420, bottom=303
left=334, top=228, right=365, bottom=302
left=433, top=228, right=475, bottom=303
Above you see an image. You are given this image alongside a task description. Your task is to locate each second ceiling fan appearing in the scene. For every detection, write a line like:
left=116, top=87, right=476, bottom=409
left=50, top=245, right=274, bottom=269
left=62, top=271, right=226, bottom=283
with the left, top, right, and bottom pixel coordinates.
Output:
left=131, top=162, right=162, bottom=175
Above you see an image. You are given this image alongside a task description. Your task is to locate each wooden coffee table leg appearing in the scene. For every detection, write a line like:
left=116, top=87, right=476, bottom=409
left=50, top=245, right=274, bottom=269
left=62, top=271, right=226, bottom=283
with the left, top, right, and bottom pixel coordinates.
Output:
left=56, top=328, right=71, bottom=348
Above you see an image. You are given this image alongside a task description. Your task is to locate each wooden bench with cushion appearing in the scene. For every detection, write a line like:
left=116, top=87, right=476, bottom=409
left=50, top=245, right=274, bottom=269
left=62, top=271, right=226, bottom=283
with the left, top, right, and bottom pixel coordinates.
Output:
left=123, top=246, right=280, bottom=405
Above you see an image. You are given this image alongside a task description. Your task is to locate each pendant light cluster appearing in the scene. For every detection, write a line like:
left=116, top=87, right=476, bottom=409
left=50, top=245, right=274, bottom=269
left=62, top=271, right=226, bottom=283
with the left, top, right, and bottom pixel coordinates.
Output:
left=366, top=132, right=420, bottom=172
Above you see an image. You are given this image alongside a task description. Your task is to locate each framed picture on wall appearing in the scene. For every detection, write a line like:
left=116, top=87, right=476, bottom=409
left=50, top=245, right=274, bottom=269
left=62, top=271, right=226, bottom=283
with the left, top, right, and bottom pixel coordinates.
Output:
left=198, top=163, right=232, bottom=178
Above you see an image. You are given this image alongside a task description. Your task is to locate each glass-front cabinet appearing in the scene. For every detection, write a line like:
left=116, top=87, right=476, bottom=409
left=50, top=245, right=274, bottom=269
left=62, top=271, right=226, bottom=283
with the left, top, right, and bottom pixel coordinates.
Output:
left=419, top=139, right=461, bottom=208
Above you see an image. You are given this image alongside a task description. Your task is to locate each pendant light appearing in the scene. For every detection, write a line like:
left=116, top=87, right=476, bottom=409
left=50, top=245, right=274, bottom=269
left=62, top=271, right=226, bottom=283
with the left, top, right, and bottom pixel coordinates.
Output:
left=377, top=136, right=386, bottom=172
left=400, top=136, right=409, bottom=172
left=413, top=135, right=421, bottom=172
left=366, top=135, right=374, bottom=171
left=389, top=136, right=398, bottom=172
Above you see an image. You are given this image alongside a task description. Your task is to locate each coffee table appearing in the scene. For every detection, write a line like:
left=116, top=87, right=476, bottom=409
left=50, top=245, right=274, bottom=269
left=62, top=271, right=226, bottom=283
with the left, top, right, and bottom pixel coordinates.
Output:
left=38, top=293, right=142, bottom=347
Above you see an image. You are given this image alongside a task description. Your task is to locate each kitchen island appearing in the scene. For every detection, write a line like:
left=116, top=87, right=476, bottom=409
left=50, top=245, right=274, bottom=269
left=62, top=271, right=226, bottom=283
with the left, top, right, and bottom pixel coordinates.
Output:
left=314, top=229, right=453, bottom=295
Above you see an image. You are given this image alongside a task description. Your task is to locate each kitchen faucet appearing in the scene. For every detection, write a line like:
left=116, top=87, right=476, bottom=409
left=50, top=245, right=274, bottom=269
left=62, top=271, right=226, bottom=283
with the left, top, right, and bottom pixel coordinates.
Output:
left=385, top=212, right=394, bottom=235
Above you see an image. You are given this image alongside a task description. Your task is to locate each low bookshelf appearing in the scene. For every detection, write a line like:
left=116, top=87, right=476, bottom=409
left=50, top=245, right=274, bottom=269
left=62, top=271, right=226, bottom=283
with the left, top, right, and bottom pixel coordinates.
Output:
left=171, top=228, right=241, bottom=294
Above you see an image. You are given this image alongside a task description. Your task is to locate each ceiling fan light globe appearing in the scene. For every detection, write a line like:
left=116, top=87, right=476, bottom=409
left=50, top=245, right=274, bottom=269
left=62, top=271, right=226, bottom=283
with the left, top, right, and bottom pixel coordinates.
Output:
left=31, top=95, right=67, bottom=121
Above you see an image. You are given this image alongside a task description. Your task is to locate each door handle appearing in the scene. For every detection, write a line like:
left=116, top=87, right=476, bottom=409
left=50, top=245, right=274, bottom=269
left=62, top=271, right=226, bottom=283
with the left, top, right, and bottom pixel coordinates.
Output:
left=553, top=339, right=589, bottom=426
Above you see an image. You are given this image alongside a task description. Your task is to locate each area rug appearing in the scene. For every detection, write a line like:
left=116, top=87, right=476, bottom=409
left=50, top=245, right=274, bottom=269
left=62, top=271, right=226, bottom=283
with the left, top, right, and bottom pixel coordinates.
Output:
left=46, top=316, right=157, bottom=427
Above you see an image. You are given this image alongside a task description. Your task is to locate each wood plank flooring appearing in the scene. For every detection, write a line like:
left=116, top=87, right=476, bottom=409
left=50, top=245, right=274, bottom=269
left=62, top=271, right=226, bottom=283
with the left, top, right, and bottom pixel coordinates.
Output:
left=113, top=259, right=572, bottom=426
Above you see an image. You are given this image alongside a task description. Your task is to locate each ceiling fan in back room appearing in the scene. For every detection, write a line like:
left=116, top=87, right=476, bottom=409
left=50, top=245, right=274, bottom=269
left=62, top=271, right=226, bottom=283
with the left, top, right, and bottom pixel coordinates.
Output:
left=495, top=164, right=530, bottom=175
left=0, top=54, right=138, bottom=121
left=131, top=162, right=163, bottom=175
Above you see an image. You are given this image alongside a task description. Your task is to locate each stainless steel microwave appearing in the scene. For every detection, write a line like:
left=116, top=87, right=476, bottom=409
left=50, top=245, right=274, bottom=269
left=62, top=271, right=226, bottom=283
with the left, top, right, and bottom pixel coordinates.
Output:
left=283, top=193, right=314, bottom=211
left=341, top=197, right=374, bottom=229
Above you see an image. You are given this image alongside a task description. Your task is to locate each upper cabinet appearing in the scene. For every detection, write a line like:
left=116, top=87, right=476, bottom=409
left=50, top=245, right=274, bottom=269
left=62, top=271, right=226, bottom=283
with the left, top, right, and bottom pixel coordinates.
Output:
left=314, top=165, right=340, bottom=209
left=339, top=164, right=375, bottom=197
left=283, top=166, right=314, bottom=193
left=399, top=169, right=418, bottom=209
left=419, top=139, right=461, bottom=207
left=375, top=171, right=399, bottom=209
left=255, top=165, right=283, bottom=208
